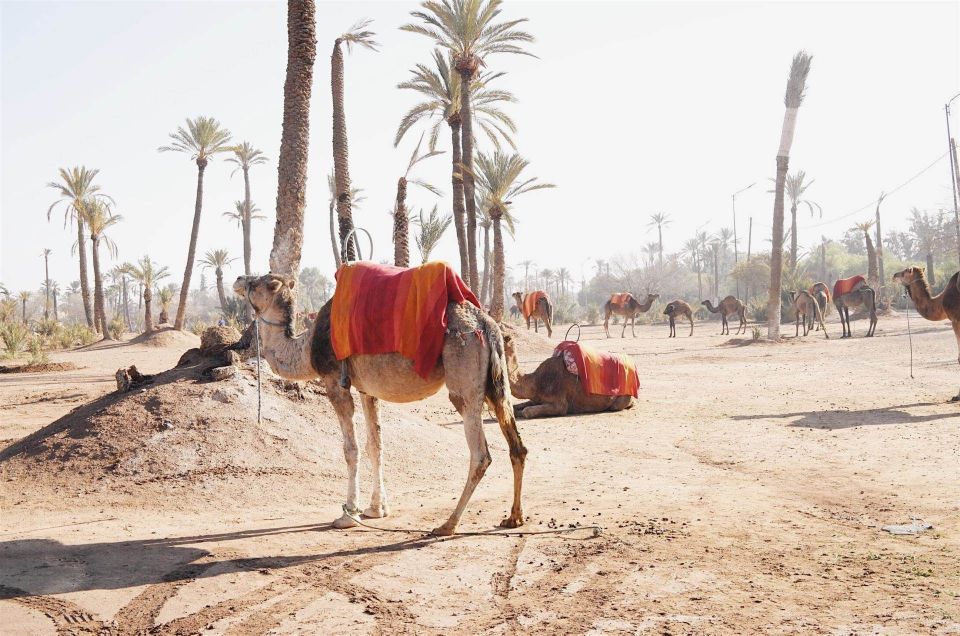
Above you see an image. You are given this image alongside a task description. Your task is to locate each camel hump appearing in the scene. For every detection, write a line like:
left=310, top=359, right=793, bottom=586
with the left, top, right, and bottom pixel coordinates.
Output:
left=833, top=275, right=866, bottom=299
left=609, top=292, right=633, bottom=307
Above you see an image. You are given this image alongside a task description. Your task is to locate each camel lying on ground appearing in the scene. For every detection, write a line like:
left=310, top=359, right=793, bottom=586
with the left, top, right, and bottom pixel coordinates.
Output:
left=664, top=300, right=694, bottom=337
left=512, top=291, right=553, bottom=337
left=233, top=274, right=525, bottom=535
left=893, top=266, right=960, bottom=401
left=789, top=290, right=828, bottom=338
left=834, top=275, right=877, bottom=337
left=701, top=296, right=746, bottom=335
left=603, top=293, right=659, bottom=338
left=502, top=335, right=634, bottom=418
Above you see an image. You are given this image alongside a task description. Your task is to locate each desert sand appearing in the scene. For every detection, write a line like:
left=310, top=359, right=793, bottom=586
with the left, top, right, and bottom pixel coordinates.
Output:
left=1, top=313, right=958, bottom=634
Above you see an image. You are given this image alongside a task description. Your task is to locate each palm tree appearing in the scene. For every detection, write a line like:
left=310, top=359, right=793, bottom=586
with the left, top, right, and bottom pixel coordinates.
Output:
left=40, top=248, right=52, bottom=320
left=394, top=135, right=443, bottom=267
left=223, top=198, right=265, bottom=317
left=82, top=199, right=122, bottom=339
left=648, top=212, right=671, bottom=268
left=770, top=171, right=821, bottom=271
left=327, top=172, right=366, bottom=267
left=199, top=249, right=237, bottom=315
left=414, top=205, right=453, bottom=264
left=396, top=49, right=517, bottom=278
left=401, top=0, right=535, bottom=291
left=50, top=281, right=60, bottom=322
left=874, top=192, right=887, bottom=296
left=47, top=166, right=110, bottom=329
left=682, top=237, right=703, bottom=300
left=331, top=20, right=378, bottom=263
left=110, top=264, right=134, bottom=330
left=159, top=116, right=233, bottom=329
left=157, top=286, right=175, bottom=325
left=269, top=0, right=317, bottom=280
left=767, top=51, right=812, bottom=341
left=128, top=256, right=169, bottom=333
left=853, top=220, right=879, bottom=286
left=226, top=142, right=268, bottom=277
left=18, top=291, right=30, bottom=324
left=472, top=151, right=554, bottom=320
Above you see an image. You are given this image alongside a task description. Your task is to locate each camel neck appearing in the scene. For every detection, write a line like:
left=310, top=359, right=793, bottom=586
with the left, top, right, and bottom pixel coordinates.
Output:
left=907, top=279, right=946, bottom=321
left=505, top=352, right=533, bottom=398
left=256, top=317, right=318, bottom=381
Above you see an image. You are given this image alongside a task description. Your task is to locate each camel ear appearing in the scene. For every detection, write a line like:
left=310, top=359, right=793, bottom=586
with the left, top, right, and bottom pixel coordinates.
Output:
left=286, top=277, right=296, bottom=290
left=267, top=280, right=283, bottom=293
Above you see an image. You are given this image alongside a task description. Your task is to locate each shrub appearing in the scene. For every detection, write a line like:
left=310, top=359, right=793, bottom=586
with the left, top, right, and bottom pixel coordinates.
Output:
left=69, top=324, right=97, bottom=346
left=584, top=305, right=600, bottom=326
left=109, top=316, right=125, bottom=341
left=27, top=335, right=48, bottom=365
left=1, top=322, right=29, bottom=358
left=751, top=326, right=761, bottom=341
left=36, top=319, right=60, bottom=336
left=189, top=320, right=209, bottom=336
left=748, top=297, right=768, bottom=322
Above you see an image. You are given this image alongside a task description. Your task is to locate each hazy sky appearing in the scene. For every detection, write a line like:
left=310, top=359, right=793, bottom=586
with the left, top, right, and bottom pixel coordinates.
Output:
left=2, top=0, right=958, bottom=292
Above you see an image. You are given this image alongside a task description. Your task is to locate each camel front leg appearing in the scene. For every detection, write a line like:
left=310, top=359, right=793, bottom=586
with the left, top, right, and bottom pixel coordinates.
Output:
left=518, top=398, right=569, bottom=419
left=952, top=321, right=960, bottom=402
left=360, top=394, right=388, bottom=519
left=544, top=314, right=553, bottom=338
left=688, top=314, right=694, bottom=337
left=433, top=400, right=491, bottom=536
left=631, top=315, right=636, bottom=338
left=324, top=377, right=360, bottom=529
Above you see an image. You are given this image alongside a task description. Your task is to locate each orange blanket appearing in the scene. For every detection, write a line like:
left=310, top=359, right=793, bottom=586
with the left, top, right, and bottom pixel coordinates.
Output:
left=554, top=341, right=639, bottom=398
left=522, top=291, right=548, bottom=319
left=609, top=293, right=633, bottom=307
left=331, top=262, right=480, bottom=378
left=833, top=275, right=866, bottom=299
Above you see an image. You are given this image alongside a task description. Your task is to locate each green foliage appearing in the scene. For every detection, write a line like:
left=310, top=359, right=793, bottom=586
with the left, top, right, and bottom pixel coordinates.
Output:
left=1, top=322, right=29, bottom=357
left=36, top=319, right=59, bottom=336
left=584, top=305, right=600, bottom=326
left=27, top=335, right=48, bottom=365
left=109, top=316, right=125, bottom=340
left=189, top=320, right=209, bottom=336
left=69, top=324, right=97, bottom=346
left=752, top=326, right=761, bottom=341
left=749, top=297, right=769, bottom=323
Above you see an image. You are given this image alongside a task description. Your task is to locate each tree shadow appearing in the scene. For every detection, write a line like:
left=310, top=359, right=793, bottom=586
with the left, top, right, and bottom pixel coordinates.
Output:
left=731, top=402, right=960, bottom=430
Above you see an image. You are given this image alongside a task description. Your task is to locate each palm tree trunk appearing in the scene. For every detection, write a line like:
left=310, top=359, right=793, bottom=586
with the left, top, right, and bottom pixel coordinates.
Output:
left=393, top=177, right=409, bottom=267
left=713, top=251, right=719, bottom=298
left=658, top=225, right=663, bottom=269
left=480, top=223, right=491, bottom=305
left=270, top=0, right=316, bottom=279
left=332, top=38, right=356, bottom=263
left=329, top=201, right=342, bottom=268
left=926, top=253, right=936, bottom=286
left=696, top=253, right=703, bottom=300
left=216, top=269, right=228, bottom=314
left=768, top=155, right=789, bottom=339
left=789, top=203, right=798, bottom=271
left=21, top=299, right=26, bottom=324
left=43, top=253, right=50, bottom=320
left=76, top=219, right=95, bottom=329
left=242, top=167, right=253, bottom=276
left=875, top=205, right=885, bottom=299
left=143, top=287, right=154, bottom=333
left=491, top=216, right=506, bottom=321
left=174, top=160, right=207, bottom=330
left=53, top=292, right=59, bottom=322
left=122, top=275, right=131, bottom=330
left=449, top=119, right=469, bottom=278
left=458, top=67, right=479, bottom=291
left=865, top=232, right=878, bottom=286
left=91, top=237, right=112, bottom=340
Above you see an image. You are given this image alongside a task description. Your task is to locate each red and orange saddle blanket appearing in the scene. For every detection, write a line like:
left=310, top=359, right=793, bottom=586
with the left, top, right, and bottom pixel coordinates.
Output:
left=833, top=275, right=866, bottom=300
left=331, top=262, right=480, bottom=378
left=553, top=341, right=639, bottom=398
left=609, top=293, right=633, bottom=307
left=521, top=291, right=548, bottom=319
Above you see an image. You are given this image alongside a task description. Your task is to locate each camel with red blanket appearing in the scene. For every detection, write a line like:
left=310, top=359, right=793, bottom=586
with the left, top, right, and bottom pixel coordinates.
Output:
left=233, top=262, right=526, bottom=536
left=502, top=336, right=637, bottom=418
left=833, top=275, right=878, bottom=338
left=603, top=292, right=659, bottom=338
left=512, top=290, right=553, bottom=337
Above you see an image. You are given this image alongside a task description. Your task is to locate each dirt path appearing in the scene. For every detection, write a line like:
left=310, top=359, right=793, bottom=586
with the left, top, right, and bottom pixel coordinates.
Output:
left=2, top=315, right=958, bottom=634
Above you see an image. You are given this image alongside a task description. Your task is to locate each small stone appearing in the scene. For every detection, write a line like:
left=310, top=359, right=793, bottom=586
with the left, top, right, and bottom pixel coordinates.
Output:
left=209, top=366, right=237, bottom=381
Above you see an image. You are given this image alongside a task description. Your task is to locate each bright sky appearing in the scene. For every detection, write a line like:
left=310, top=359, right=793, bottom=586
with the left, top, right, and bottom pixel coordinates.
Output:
left=2, top=0, right=958, bottom=292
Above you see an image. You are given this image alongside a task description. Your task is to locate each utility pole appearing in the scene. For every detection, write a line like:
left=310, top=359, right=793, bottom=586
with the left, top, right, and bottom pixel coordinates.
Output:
left=731, top=182, right=755, bottom=298
left=745, top=217, right=753, bottom=301
left=875, top=192, right=886, bottom=302
left=945, top=93, right=960, bottom=265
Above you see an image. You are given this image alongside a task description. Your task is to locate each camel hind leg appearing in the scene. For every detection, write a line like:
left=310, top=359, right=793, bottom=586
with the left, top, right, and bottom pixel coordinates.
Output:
left=950, top=320, right=960, bottom=402
left=688, top=313, right=694, bottom=337
left=323, top=376, right=361, bottom=529
left=359, top=395, right=388, bottom=519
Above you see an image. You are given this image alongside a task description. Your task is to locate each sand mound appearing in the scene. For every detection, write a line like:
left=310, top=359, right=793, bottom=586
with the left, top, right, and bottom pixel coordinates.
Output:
left=500, top=322, right=556, bottom=356
left=129, top=327, right=200, bottom=349
left=0, top=361, right=79, bottom=374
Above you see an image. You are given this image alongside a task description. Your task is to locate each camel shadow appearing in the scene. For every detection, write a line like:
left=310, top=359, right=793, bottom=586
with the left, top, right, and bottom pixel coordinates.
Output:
left=0, top=522, right=463, bottom=599
left=731, top=402, right=960, bottom=430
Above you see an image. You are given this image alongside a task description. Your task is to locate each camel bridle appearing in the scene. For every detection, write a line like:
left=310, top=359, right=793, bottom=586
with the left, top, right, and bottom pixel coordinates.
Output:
left=244, top=279, right=287, bottom=328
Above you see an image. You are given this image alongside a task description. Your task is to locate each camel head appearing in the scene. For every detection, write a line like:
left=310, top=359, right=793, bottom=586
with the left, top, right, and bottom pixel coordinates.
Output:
left=663, top=303, right=675, bottom=316
left=233, top=274, right=296, bottom=334
left=502, top=332, right=517, bottom=362
left=511, top=291, right=523, bottom=305
left=893, top=267, right=925, bottom=287
left=647, top=293, right=660, bottom=303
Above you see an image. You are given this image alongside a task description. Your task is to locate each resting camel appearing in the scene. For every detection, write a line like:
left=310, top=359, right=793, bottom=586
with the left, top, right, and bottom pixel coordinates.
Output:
left=834, top=275, right=878, bottom=338
left=789, top=290, right=828, bottom=338
left=808, top=282, right=831, bottom=331
left=501, top=335, right=635, bottom=418
left=233, top=274, right=525, bottom=536
left=603, top=293, right=659, bottom=338
left=512, top=291, right=553, bottom=337
left=893, top=267, right=960, bottom=401
left=664, top=300, right=694, bottom=337
left=701, top=296, right=746, bottom=335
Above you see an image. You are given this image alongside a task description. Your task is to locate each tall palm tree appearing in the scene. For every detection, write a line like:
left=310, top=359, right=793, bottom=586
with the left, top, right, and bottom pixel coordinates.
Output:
left=327, top=172, right=366, bottom=267
left=331, top=20, right=378, bottom=263
left=472, top=151, right=554, bottom=320
left=648, top=212, right=671, bottom=269
left=40, top=248, right=52, bottom=320
left=682, top=237, right=703, bottom=300
left=159, top=116, right=233, bottom=330
left=226, top=142, right=268, bottom=277
left=767, top=51, right=812, bottom=341
left=128, top=256, right=169, bottom=333
left=47, top=166, right=110, bottom=329
left=223, top=198, right=265, bottom=316
left=874, top=192, right=887, bottom=296
left=199, top=249, right=237, bottom=315
left=82, top=199, right=122, bottom=339
left=414, top=204, right=453, bottom=264
left=396, top=49, right=517, bottom=278
left=18, top=291, right=31, bottom=324
left=50, top=281, right=60, bottom=322
left=854, top=220, right=879, bottom=286
left=402, top=0, right=535, bottom=291
left=394, top=135, right=443, bottom=266
left=269, top=0, right=317, bottom=280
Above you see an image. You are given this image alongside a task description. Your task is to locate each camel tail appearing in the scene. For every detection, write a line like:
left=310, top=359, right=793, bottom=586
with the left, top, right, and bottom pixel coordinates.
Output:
left=811, top=291, right=829, bottom=339
left=483, top=318, right=512, bottom=408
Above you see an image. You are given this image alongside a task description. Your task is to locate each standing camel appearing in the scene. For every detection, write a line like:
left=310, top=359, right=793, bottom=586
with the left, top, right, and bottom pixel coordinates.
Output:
left=700, top=296, right=746, bottom=335
left=893, top=267, right=960, bottom=400
left=512, top=291, right=553, bottom=337
left=834, top=275, right=878, bottom=338
left=789, top=290, right=828, bottom=338
left=233, top=274, right=525, bottom=536
left=808, top=281, right=831, bottom=331
left=604, top=293, right=659, bottom=338
left=664, top=300, right=694, bottom=337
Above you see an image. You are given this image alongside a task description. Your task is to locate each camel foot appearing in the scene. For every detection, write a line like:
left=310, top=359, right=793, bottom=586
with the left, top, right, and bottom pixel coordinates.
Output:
left=950, top=394, right=960, bottom=403
left=363, top=504, right=389, bottom=519
left=430, top=522, right=457, bottom=537
left=499, top=514, right=524, bottom=529
left=332, top=513, right=359, bottom=529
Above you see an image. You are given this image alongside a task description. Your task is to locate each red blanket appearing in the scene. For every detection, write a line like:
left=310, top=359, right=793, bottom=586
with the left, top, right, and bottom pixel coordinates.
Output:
left=833, top=275, right=866, bottom=299
left=609, top=293, right=633, bottom=307
left=331, top=262, right=480, bottom=378
left=554, top=341, right=639, bottom=398
left=522, top=291, right=548, bottom=319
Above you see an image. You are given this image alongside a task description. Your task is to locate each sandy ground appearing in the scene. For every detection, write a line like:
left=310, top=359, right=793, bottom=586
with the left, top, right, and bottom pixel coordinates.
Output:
left=1, top=313, right=958, bottom=635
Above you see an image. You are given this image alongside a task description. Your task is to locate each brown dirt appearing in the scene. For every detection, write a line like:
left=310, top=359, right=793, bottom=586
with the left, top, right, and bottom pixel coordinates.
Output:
left=0, top=361, right=79, bottom=374
left=129, top=326, right=201, bottom=349
left=1, top=313, right=958, bottom=634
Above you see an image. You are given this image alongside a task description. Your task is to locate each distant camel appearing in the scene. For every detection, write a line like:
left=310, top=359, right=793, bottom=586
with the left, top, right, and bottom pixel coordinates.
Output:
left=664, top=300, right=694, bottom=337
left=604, top=293, right=659, bottom=338
left=833, top=275, right=877, bottom=338
left=789, top=290, right=828, bottom=338
left=893, top=266, right=960, bottom=400
left=701, top=296, right=746, bottom=335
left=502, top=335, right=635, bottom=418
left=808, top=282, right=831, bottom=331
left=512, top=291, right=553, bottom=338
